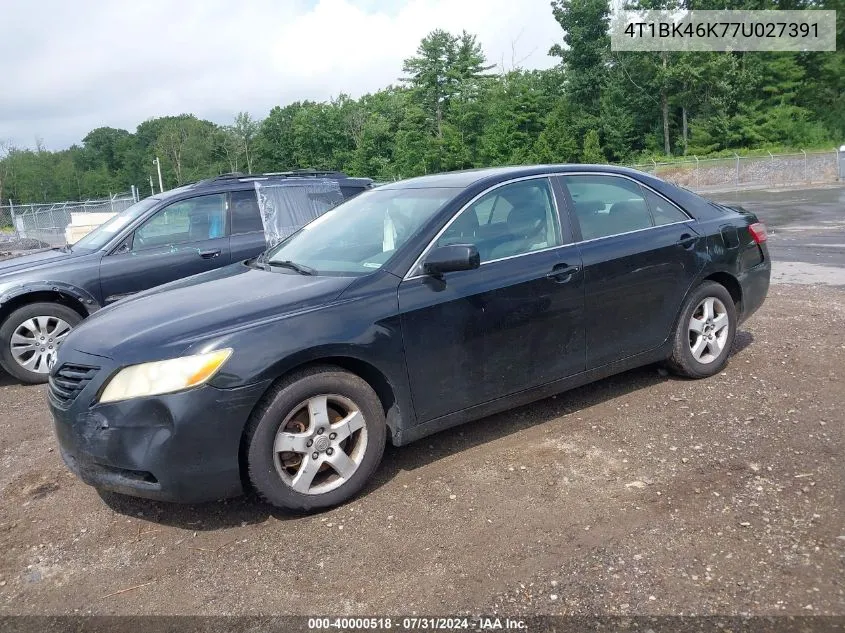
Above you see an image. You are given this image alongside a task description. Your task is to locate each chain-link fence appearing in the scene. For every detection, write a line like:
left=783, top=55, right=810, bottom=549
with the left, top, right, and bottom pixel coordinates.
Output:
left=0, top=192, right=137, bottom=250
left=629, top=148, right=841, bottom=191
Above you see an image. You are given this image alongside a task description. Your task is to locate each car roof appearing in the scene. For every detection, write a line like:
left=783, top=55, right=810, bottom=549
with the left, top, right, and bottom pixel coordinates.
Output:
left=378, top=164, right=653, bottom=190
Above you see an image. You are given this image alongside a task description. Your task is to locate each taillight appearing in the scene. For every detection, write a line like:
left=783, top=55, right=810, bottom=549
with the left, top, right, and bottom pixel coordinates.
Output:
left=748, top=222, right=767, bottom=244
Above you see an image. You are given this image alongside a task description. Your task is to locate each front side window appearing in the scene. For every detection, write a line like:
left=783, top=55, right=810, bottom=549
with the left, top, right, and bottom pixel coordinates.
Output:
left=435, top=178, right=560, bottom=262
left=133, top=194, right=227, bottom=251
left=561, top=175, right=653, bottom=241
left=265, top=187, right=456, bottom=275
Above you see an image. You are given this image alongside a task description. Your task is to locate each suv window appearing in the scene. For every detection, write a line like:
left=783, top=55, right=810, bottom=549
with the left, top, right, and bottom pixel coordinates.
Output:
left=436, top=178, right=560, bottom=263
left=561, top=175, right=652, bottom=241
left=230, top=189, right=264, bottom=234
left=642, top=187, right=689, bottom=225
left=133, top=193, right=227, bottom=251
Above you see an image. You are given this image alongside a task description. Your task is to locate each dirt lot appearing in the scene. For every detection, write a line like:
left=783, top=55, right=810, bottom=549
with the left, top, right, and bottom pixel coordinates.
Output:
left=0, top=282, right=842, bottom=616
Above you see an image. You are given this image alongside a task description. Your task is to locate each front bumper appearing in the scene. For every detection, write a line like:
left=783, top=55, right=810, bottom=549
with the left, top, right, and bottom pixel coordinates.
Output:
left=48, top=350, right=271, bottom=503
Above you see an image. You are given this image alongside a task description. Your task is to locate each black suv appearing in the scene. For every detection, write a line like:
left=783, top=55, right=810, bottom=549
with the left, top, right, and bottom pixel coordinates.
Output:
left=0, top=171, right=372, bottom=383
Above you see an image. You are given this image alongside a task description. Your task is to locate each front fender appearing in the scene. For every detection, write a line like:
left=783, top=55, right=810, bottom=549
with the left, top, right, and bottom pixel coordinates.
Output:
left=0, top=281, right=103, bottom=316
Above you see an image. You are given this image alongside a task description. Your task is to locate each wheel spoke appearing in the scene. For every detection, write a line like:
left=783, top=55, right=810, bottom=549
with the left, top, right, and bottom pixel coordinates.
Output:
left=701, top=298, right=715, bottom=321
left=690, top=334, right=707, bottom=360
left=290, top=454, right=322, bottom=493
left=689, top=317, right=705, bottom=334
left=274, top=431, right=310, bottom=454
left=307, top=396, right=330, bottom=433
left=18, top=352, right=41, bottom=370
left=34, top=316, right=51, bottom=337
left=17, top=319, right=38, bottom=337
left=10, top=332, right=38, bottom=350
left=52, top=320, right=72, bottom=338
left=331, top=410, right=364, bottom=443
left=712, top=313, right=729, bottom=333
left=326, top=449, right=358, bottom=480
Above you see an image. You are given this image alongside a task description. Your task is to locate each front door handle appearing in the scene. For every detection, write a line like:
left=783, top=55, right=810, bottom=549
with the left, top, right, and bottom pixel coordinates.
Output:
left=678, top=233, right=696, bottom=250
left=546, top=263, right=580, bottom=283
left=199, top=249, right=221, bottom=259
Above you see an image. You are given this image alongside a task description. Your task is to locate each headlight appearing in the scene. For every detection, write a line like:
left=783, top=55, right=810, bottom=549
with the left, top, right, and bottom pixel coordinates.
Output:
left=98, top=349, right=233, bottom=403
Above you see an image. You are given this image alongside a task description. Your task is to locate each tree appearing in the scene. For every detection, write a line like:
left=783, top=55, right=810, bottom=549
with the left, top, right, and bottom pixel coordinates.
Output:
left=582, top=129, right=604, bottom=163
left=230, top=112, right=259, bottom=173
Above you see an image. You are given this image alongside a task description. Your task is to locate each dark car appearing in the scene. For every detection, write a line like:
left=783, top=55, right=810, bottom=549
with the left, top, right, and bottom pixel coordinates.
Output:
left=0, top=171, right=372, bottom=383
left=48, top=165, right=770, bottom=512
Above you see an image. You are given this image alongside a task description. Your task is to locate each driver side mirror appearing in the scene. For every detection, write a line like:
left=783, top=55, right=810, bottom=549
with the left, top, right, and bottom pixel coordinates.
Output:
left=422, top=244, right=480, bottom=277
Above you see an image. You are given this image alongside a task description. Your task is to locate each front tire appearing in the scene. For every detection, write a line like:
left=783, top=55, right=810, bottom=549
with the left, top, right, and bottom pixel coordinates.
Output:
left=0, top=302, right=82, bottom=384
left=667, top=281, right=737, bottom=379
left=245, top=366, right=387, bottom=512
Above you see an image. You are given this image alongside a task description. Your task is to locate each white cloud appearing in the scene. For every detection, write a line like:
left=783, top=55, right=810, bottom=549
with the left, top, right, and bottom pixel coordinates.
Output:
left=0, top=0, right=561, bottom=150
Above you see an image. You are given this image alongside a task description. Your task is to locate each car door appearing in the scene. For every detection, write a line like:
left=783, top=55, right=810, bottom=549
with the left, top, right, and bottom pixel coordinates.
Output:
left=557, top=174, right=704, bottom=370
left=398, top=177, right=586, bottom=423
left=228, top=188, right=268, bottom=262
left=98, top=193, right=232, bottom=304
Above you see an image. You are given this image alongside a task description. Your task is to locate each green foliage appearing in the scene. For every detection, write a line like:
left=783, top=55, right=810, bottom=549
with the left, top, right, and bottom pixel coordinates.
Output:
left=1, top=8, right=842, bottom=204
left=582, top=130, right=605, bottom=163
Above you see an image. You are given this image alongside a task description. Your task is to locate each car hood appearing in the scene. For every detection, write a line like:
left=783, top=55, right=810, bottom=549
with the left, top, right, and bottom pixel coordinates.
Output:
left=66, top=262, right=356, bottom=360
left=0, top=248, right=91, bottom=276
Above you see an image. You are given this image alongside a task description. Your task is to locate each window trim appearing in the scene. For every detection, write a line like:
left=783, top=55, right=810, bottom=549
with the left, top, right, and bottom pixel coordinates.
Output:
left=404, top=176, right=564, bottom=280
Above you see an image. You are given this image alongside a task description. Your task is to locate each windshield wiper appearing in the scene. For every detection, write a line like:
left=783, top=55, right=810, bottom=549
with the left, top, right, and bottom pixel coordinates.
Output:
left=267, top=260, right=316, bottom=275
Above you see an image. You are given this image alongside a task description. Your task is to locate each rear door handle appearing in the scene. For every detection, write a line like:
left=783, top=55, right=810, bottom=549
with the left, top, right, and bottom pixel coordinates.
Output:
left=678, top=233, right=696, bottom=250
left=199, top=249, right=221, bottom=259
left=546, top=263, right=580, bottom=283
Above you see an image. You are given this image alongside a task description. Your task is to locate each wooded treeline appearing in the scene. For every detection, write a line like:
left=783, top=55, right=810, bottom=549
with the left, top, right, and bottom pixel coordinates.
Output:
left=1, top=0, right=842, bottom=204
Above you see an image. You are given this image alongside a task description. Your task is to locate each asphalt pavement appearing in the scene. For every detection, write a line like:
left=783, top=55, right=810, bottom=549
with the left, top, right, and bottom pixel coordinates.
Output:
left=708, top=184, right=845, bottom=285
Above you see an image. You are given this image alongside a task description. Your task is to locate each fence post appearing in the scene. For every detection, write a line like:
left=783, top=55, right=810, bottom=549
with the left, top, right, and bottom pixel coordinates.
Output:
left=9, top=199, right=19, bottom=240
left=837, top=147, right=842, bottom=182
left=734, top=152, right=740, bottom=189
left=802, top=149, right=808, bottom=183
left=694, top=155, right=699, bottom=188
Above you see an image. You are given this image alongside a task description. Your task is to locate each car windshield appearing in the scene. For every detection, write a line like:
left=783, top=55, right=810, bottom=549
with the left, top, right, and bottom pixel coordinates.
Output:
left=265, top=187, right=457, bottom=275
left=72, top=197, right=160, bottom=251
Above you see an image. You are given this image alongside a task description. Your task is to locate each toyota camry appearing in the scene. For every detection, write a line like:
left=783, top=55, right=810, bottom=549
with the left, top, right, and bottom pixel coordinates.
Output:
left=48, top=165, right=770, bottom=512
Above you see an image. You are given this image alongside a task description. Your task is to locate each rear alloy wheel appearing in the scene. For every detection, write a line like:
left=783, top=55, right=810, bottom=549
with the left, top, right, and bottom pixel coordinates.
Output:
left=667, top=281, right=737, bottom=379
left=688, top=296, right=730, bottom=365
left=0, top=302, right=82, bottom=384
left=245, top=366, right=386, bottom=511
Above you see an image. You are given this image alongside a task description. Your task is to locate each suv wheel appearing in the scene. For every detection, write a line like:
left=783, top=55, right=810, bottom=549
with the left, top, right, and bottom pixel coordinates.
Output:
left=245, top=366, right=387, bottom=512
left=0, top=302, right=82, bottom=384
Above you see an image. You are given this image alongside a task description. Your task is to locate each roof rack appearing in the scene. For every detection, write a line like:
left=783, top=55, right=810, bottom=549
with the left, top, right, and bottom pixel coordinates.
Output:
left=209, top=170, right=348, bottom=182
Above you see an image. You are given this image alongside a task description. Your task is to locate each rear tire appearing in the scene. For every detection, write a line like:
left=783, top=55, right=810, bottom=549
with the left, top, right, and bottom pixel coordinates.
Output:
left=0, top=302, right=82, bottom=384
left=667, top=281, right=737, bottom=379
left=245, top=365, right=386, bottom=512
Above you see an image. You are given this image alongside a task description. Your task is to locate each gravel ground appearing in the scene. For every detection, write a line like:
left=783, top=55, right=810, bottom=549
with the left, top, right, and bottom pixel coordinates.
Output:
left=0, top=284, right=842, bottom=616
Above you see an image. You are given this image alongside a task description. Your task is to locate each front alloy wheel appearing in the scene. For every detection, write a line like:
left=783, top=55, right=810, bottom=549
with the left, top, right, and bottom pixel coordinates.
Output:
left=273, top=394, right=368, bottom=495
left=246, top=366, right=386, bottom=511
left=0, top=302, right=83, bottom=384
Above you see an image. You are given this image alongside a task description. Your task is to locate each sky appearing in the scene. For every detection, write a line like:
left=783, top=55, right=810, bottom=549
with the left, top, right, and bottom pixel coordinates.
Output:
left=0, top=0, right=562, bottom=151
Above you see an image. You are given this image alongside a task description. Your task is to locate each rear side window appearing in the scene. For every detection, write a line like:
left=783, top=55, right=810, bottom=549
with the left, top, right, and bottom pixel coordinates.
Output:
left=230, top=189, right=264, bottom=234
left=642, top=188, right=689, bottom=225
left=561, top=175, right=653, bottom=241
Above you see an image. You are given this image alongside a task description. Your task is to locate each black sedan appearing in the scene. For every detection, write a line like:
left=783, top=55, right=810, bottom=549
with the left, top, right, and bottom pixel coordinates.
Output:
left=48, top=165, right=770, bottom=511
